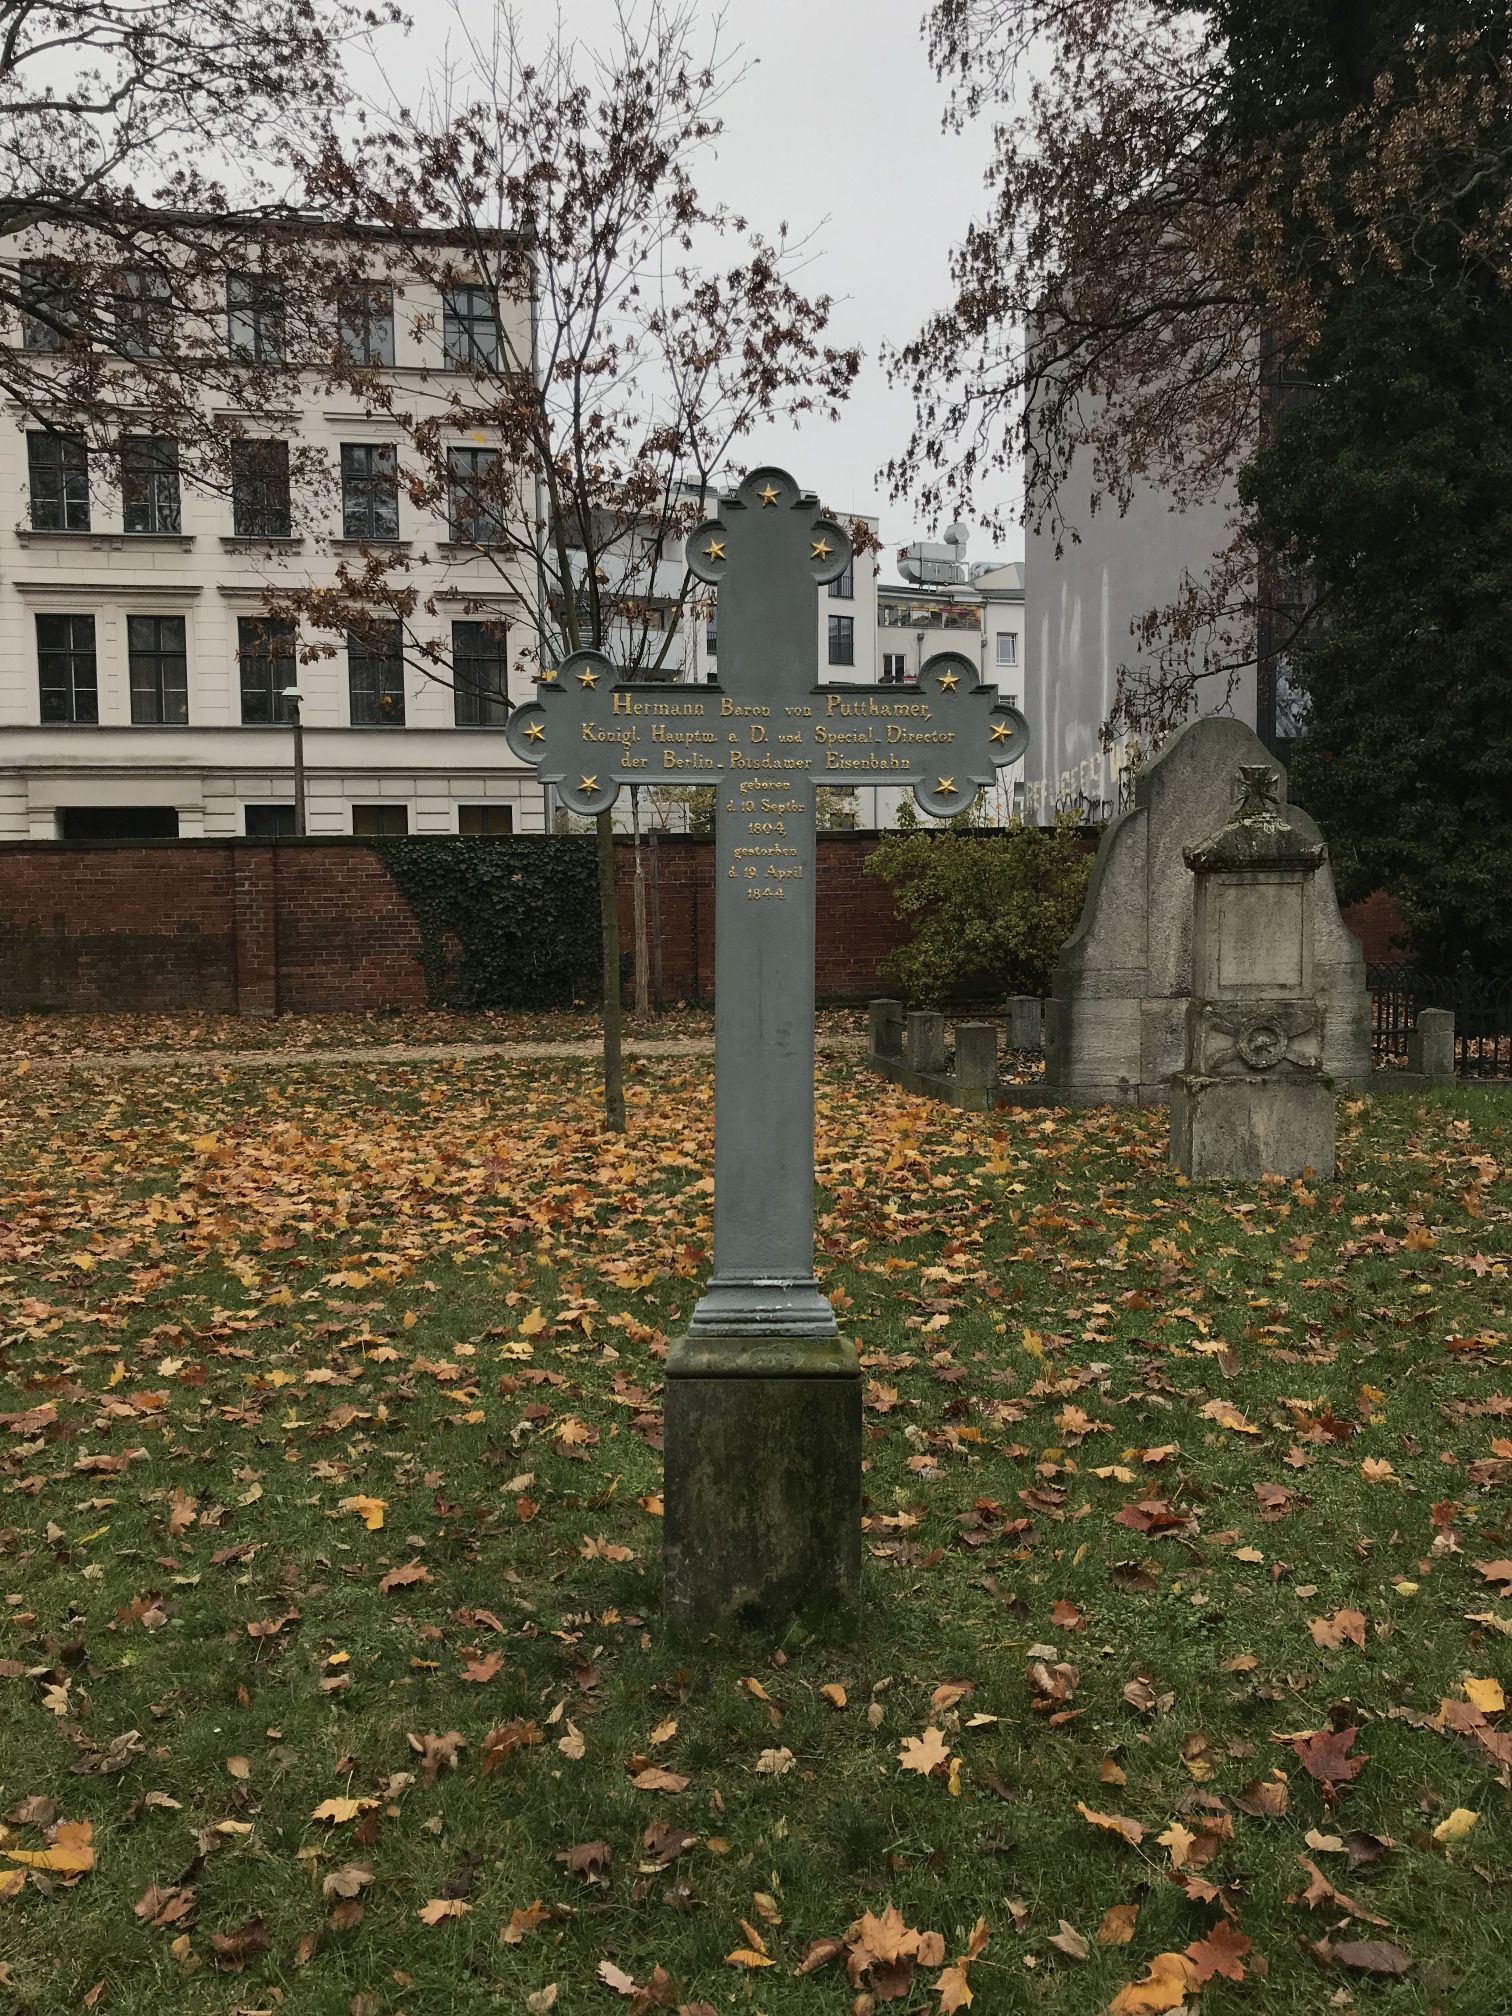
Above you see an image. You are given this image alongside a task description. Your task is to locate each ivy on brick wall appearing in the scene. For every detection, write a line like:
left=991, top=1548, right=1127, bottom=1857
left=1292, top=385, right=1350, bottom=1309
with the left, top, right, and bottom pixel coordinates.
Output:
left=376, top=837, right=601, bottom=1008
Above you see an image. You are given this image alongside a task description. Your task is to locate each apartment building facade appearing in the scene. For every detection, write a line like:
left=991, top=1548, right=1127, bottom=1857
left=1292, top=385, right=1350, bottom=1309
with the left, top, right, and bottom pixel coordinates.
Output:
left=0, top=211, right=1031, bottom=839
left=0, top=222, right=542, bottom=840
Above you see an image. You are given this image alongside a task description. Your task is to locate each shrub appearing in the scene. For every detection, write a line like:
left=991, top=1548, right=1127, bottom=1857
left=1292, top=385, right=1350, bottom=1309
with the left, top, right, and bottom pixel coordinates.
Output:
left=864, top=810, right=1091, bottom=1005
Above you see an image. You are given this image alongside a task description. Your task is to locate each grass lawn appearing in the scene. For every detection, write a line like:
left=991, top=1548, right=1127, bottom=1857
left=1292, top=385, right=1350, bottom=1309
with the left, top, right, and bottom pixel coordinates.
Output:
left=1, top=1045, right=1509, bottom=2015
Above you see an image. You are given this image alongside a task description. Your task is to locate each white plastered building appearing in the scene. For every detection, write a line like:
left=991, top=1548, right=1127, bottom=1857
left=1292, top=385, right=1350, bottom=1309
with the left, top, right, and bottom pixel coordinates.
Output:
left=0, top=220, right=544, bottom=840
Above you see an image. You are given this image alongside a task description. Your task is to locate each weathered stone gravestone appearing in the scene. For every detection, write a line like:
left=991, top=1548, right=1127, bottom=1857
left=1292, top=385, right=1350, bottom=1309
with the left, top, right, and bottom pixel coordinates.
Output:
left=1408, top=1008, right=1455, bottom=1083
left=1170, top=765, right=1336, bottom=1179
left=1043, top=716, right=1370, bottom=1105
left=506, top=466, right=1028, bottom=1636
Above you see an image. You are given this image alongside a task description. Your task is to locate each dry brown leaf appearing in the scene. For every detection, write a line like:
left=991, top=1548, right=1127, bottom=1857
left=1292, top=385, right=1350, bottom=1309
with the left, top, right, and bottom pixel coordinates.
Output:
left=1308, top=1607, right=1367, bottom=1650
left=1097, top=1903, right=1139, bottom=1945
left=629, top=1766, right=689, bottom=1794
left=1048, top=1919, right=1090, bottom=1961
left=898, top=1727, right=951, bottom=1776
left=378, top=1561, right=431, bottom=1593
left=417, top=1898, right=471, bottom=1926
left=1108, top=1951, right=1195, bottom=2014
left=1074, top=1801, right=1145, bottom=1846
left=1184, top=1921, right=1251, bottom=1984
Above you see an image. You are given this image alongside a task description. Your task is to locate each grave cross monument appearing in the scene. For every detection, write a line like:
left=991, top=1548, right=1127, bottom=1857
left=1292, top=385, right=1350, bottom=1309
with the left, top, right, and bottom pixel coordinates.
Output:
left=506, top=467, right=1028, bottom=1636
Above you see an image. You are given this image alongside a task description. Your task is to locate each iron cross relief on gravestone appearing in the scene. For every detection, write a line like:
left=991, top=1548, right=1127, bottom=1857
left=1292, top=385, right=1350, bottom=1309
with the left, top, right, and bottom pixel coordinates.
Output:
left=505, top=467, right=1028, bottom=1637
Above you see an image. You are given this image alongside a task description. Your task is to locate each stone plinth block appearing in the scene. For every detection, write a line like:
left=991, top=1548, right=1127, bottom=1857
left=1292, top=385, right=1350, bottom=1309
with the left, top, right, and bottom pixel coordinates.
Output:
left=1408, top=1008, right=1455, bottom=1082
left=870, top=997, right=904, bottom=1059
left=906, top=1010, right=947, bottom=1074
left=954, top=1022, right=999, bottom=1110
left=1006, top=995, right=1042, bottom=1050
left=664, top=1336, right=860, bottom=1641
left=1170, top=1073, right=1336, bottom=1181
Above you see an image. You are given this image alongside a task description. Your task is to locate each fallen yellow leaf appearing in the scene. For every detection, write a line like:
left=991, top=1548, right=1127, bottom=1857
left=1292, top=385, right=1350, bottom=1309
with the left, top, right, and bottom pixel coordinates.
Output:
left=1464, top=1675, right=1506, bottom=1715
left=2, top=1820, right=95, bottom=1875
left=1433, top=1807, right=1480, bottom=1845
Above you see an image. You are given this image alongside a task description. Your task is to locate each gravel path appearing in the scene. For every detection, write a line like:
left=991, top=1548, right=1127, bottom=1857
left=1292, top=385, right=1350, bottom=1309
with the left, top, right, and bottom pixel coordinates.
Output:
left=20, top=1034, right=870, bottom=1073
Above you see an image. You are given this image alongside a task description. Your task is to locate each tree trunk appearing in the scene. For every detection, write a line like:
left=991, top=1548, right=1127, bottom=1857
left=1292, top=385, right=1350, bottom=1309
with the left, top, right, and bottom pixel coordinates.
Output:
left=595, top=807, right=626, bottom=1132
left=631, top=785, right=650, bottom=1022
left=649, top=829, right=664, bottom=1017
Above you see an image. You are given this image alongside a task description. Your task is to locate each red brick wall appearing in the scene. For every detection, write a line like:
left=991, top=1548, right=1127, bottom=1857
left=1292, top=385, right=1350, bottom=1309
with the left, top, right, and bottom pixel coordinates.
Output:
left=0, top=835, right=1412, bottom=1019
left=0, top=840, right=431, bottom=1016
left=1340, top=890, right=1409, bottom=964
left=0, top=843, right=241, bottom=1013
left=270, top=845, right=430, bottom=1014
left=610, top=835, right=905, bottom=1005
left=0, top=835, right=905, bottom=1016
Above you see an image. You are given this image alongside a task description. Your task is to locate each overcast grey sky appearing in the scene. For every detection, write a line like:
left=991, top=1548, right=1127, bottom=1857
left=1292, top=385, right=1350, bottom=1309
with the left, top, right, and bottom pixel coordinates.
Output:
left=391, top=0, right=1015, bottom=561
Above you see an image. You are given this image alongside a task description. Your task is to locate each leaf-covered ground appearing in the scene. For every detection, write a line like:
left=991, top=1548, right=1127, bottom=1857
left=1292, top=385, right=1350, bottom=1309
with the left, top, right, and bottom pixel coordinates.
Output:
left=0, top=1039, right=1508, bottom=2014
left=3, top=1008, right=869, bottom=1060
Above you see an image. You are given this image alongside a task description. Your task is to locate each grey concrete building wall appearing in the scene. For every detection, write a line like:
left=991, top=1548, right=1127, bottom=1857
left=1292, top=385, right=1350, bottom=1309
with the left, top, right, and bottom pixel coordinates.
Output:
left=1021, top=404, right=1257, bottom=824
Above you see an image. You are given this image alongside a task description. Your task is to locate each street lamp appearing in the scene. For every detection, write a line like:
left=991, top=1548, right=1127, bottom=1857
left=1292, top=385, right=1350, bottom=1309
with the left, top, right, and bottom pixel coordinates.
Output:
left=281, top=686, right=307, bottom=837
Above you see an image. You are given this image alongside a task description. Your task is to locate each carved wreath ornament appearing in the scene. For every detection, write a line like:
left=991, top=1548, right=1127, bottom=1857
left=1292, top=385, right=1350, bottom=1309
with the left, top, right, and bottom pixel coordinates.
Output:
left=1200, top=1002, right=1323, bottom=1077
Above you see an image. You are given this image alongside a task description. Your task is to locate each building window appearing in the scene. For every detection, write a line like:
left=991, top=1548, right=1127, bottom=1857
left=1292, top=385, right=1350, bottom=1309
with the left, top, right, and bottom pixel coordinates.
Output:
left=115, top=269, right=173, bottom=358
left=28, top=431, right=90, bottom=531
left=446, top=445, right=504, bottom=545
left=59, top=806, right=178, bottom=840
left=19, top=260, right=71, bottom=351
left=227, top=272, right=284, bottom=361
left=452, top=620, right=510, bottom=725
left=37, top=614, right=98, bottom=724
left=340, top=442, right=399, bottom=540
left=337, top=286, right=395, bottom=366
left=245, top=803, right=296, bottom=837
left=122, top=435, right=181, bottom=533
left=881, top=652, right=908, bottom=683
left=705, top=614, right=717, bottom=659
left=443, top=285, right=499, bottom=368
left=828, top=564, right=855, bottom=601
left=348, top=623, right=406, bottom=726
left=995, top=632, right=1018, bottom=667
left=230, top=438, right=291, bottom=538
left=352, top=804, right=408, bottom=836
left=827, top=614, right=854, bottom=666
left=237, top=615, right=298, bottom=723
left=459, top=804, right=513, bottom=836
left=127, top=615, right=189, bottom=725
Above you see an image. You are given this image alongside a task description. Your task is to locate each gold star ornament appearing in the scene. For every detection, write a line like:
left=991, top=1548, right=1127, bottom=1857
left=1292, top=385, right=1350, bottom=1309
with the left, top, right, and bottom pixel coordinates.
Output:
left=936, top=668, right=960, bottom=692
left=990, top=719, right=1010, bottom=743
left=578, top=774, right=598, bottom=793
left=539, top=667, right=559, bottom=682
left=525, top=720, right=544, bottom=742
left=757, top=482, right=780, bottom=507
left=704, top=538, right=727, bottom=561
left=935, top=776, right=958, bottom=796
left=810, top=537, right=833, bottom=561
left=576, top=667, right=599, bottom=688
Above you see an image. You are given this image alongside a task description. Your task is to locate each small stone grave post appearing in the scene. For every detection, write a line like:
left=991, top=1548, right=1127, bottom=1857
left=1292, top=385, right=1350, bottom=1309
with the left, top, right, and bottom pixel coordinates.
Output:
left=1170, top=764, right=1336, bottom=1179
left=507, top=466, right=1027, bottom=1637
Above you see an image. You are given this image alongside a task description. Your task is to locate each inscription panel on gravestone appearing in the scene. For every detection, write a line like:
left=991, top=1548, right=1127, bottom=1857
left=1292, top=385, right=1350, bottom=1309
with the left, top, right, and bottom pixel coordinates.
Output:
left=507, top=665, right=1024, bottom=825
left=1215, top=880, right=1307, bottom=995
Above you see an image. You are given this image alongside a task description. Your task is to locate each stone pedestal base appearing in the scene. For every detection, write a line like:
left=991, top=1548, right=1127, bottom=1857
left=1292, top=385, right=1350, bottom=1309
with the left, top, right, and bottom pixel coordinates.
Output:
left=663, top=1335, right=860, bottom=1641
left=1170, top=1073, right=1336, bottom=1180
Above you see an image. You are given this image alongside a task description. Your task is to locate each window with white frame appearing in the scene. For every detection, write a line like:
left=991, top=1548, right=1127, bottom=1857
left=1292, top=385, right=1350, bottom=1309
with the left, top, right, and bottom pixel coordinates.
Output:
left=995, top=631, right=1018, bottom=667
left=122, top=436, right=181, bottom=533
left=127, top=615, right=189, bottom=724
left=443, top=285, right=499, bottom=368
left=28, top=431, right=90, bottom=530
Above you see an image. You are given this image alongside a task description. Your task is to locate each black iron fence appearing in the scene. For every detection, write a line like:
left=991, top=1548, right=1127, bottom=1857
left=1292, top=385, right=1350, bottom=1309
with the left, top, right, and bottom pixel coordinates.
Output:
left=1367, top=960, right=1512, bottom=1078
